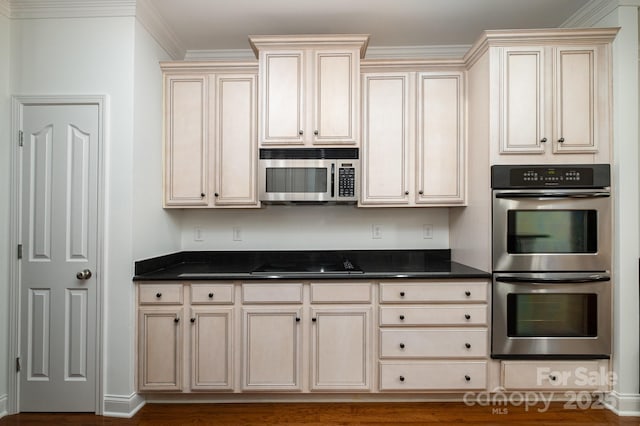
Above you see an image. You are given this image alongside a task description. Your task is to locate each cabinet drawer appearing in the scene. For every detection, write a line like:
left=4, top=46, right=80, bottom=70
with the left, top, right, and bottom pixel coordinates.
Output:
left=242, top=283, right=303, bottom=304
left=502, top=360, right=610, bottom=391
left=380, top=305, right=487, bottom=326
left=379, top=281, right=488, bottom=303
left=190, top=283, right=234, bottom=304
left=379, top=361, right=487, bottom=391
left=310, top=282, right=372, bottom=303
left=380, top=328, right=488, bottom=358
left=139, top=283, right=183, bottom=305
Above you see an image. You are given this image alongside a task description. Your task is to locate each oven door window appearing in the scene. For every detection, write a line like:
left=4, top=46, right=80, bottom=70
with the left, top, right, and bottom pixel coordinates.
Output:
left=507, top=293, right=597, bottom=337
left=265, top=167, right=327, bottom=193
left=507, top=210, right=597, bottom=254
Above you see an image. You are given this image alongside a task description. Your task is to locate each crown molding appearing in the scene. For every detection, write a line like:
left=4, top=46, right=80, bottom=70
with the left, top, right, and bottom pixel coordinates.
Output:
left=136, top=0, right=184, bottom=60
left=561, top=0, right=640, bottom=28
left=365, top=45, right=470, bottom=60
left=9, top=0, right=136, bottom=19
left=0, top=0, right=9, bottom=18
left=184, top=49, right=256, bottom=61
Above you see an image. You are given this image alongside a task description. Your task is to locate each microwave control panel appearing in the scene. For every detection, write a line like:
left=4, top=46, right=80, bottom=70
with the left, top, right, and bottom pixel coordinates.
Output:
left=338, top=165, right=356, bottom=198
left=491, top=164, right=610, bottom=189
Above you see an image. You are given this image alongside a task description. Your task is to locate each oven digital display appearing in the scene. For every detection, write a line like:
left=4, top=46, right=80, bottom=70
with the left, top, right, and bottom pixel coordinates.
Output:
left=507, top=293, right=597, bottom=337
left=507, top=210, right=598, bottom=254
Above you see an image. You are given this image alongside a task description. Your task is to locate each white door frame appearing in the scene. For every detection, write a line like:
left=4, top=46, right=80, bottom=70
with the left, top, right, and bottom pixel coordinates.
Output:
left=8, top=95, right=107, bottom=415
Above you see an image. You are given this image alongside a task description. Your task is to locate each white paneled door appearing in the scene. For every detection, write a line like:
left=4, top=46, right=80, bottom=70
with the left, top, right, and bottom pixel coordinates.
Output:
left=19, top=103, right=99, bottom=412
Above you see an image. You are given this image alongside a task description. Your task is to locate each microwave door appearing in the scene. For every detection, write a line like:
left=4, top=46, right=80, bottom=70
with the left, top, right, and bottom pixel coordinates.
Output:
left=262, top=160, right=333, bottom=202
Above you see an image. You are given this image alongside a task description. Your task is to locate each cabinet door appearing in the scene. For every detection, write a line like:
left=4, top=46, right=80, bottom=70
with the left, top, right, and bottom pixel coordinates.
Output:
left=138, top=307, right=183, bottom=391
left=416, top=72, right=465, bottom=204
left=361, top=73, right=411, bottom=205
left=259, top=51, right=304, bottom=145
left=164, top=75, right=208, bottom=206
left=310, top=308, right=371, bottom=391
left=313, top=50, right=358, bottom=145
left=212, top=74, right=259, bottom=206
left=497, top=47, right=546, bottom=154
left=241, top=308, right=302, bottom=391
left=552, top=46, right=599, bottom=154
left=190, top=307, right=233, bottom=391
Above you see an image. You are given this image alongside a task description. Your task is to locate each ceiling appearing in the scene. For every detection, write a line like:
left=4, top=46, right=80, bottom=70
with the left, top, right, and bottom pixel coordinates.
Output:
left=149, top=0, right=592, bottom=55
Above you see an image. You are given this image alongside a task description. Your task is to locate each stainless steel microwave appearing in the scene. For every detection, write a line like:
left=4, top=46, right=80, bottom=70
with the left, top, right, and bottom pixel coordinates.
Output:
left=259, top=148, right=359, bottom=203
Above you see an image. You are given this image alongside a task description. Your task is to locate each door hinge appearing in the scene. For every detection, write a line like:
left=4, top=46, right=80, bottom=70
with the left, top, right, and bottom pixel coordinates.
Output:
left=16, top=357, right=21, bottom=372
left=17, top=244, right=23, bottom=260
left=18, top=130, right=23, bottom=147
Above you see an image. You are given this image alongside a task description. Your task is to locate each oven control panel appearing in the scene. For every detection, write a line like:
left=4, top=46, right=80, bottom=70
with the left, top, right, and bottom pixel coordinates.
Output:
left=491, top=164, right=610, bottom=189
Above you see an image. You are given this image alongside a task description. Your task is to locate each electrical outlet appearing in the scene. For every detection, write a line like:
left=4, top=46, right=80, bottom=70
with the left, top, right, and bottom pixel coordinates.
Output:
left=232, top=226, right=242, bottom=241
left=423, top=224, right=433, bottom=239
left=372, top=224, right=383, bottom=239
left=194, top=226, right=204, bottom=242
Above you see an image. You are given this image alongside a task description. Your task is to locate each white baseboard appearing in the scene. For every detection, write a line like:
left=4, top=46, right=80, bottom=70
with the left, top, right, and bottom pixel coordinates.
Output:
left=0, top=394, right=8, bottom=419
left=103, top=393, right=145, bottom=418
left=605, top=391, right=640, bottom=416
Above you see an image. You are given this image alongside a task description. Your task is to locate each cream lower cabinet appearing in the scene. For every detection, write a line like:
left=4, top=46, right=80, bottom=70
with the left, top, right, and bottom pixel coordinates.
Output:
left=501, top=360, right=611, bottom=391
left=360, top=70, right=465, bottom=206
left=162, top=63, right=259, bottom=208
left=378, top=280, right=489, bottom=391
left=137, top=283, right=234, bottom=393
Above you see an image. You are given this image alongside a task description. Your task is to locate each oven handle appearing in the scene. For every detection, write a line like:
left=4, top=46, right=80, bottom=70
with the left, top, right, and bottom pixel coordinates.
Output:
left=495, top=192, right=610, bottom=199
left=495, top=274, right=611, bottom=284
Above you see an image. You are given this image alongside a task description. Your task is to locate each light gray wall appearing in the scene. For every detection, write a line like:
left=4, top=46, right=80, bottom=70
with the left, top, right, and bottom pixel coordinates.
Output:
left=0, top=11, right=10, bottom=418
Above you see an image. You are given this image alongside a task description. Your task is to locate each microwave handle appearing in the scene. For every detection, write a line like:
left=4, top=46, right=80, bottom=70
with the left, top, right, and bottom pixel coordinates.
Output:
left=330, top=163, right=335, bottom=198
left=495, top=192, right=610, bottom=199
left=495, top=274, right=611, bottom=284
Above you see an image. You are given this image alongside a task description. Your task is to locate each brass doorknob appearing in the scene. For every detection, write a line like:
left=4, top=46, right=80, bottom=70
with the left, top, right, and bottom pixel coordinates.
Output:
left=76, top=269, right=92, bottom=280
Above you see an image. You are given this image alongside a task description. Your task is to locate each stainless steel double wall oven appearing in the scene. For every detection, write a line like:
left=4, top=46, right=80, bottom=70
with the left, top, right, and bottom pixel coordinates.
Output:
left=491, top=164, right=612, bottom=358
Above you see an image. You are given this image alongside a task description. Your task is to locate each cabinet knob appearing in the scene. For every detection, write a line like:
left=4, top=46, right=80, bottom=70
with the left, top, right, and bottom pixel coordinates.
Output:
left=299, top=130, right=304, bottom=135
left=200, top=192, right=205, bottom=198
left=174, top=317, right=180, bottom=323
left=549, top=375, right=557, bottom=381
left=418, top=190, right=423, bottom=195
left=399, top=315, right=405, bottom=321
left=312, top=317, right=317, bottom=322
left=399, top=343, right=405, bottom=349
left=540, top=137, right=548, bottom=143
left=404, top=191, right=409, bottom=195
left=190, top=318, right=196, bottom=323
left=464, top=314, right=471, bottom=320
left=296, top=317, right=301, bottom=322
left=314, top=130, right=319, bottom=136
left=465, top=291, right=471, bottom=297
left=214, top=193, right=219, bottom=197
left=465, top=343, right=471, bottom=349
left=465, top=375, right=471, bottom=382
left=156, top=292, right=162, bottom=298
left=399, top=376, right=405, bottom=382
left=558, top=137, right=565, bottom=143
left=400, top=291, right=405, bottom=297
left=208, top=292, right=214, bottom=298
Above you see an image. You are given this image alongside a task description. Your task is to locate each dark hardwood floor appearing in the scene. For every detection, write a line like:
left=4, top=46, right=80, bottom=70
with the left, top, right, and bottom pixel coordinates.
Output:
left=2, top=402, right=640, bottom=425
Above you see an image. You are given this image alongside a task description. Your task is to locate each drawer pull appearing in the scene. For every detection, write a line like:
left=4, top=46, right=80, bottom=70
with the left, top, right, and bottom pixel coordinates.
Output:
left=399, top=343, right=405, bottom=349
left=465, top=343, right=471, bottom=349
left=156, top=292, right=162, bottom=298
left=465, top=375, right=471, bottom=382
left=464, top=314, right=471, bottom=320
left=399, top=315, right=405, bottom=321
left=549, top=375, right=557, bottom=381
left=400, top=291, right=405, bottom=297
left=465, top=291, right=471, bottom=297
left=190, top=318, right=196, bottom=323
left=208, top=292, right=214, bottom=298
left=399, top=376, right=405, bottom=382
left=174, top=317, right=180, bottom=323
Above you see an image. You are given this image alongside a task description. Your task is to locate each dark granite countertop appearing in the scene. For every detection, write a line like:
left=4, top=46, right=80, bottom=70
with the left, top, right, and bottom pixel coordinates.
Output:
left=133, top=250, right=490, bottom=281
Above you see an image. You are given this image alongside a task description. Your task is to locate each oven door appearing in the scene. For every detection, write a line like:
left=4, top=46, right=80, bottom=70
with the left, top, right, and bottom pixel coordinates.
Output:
left=492, top=272, right=611, bottom=358
left=492, top=189, right=611, bottom=272
left=259, top=159, right=334, bottom=202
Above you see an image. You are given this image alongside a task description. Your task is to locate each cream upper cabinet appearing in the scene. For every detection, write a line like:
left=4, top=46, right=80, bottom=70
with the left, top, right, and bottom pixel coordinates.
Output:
left=361, top=70, right=466, bottom=206
left=250, top=35, right=369, bottom=147
left=164, top=74, right=208, bottom=206
left=162, top=63, right=260, bottom=208
left=485, top=29, right=616, bottom=164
